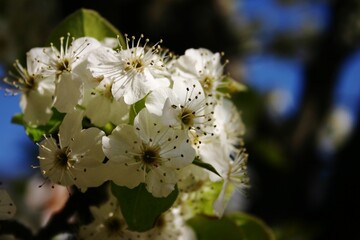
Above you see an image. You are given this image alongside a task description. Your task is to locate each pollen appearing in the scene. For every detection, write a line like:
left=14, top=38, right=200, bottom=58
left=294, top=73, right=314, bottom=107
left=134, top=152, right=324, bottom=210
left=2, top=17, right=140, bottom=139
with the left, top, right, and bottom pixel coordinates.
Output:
left=200, top=75, right=214, bottom=94
left=180, top=108, right=195, bottom=127
left=54, top=148, right=71, bottom=169
left=141, top=144, right=161, bottom=165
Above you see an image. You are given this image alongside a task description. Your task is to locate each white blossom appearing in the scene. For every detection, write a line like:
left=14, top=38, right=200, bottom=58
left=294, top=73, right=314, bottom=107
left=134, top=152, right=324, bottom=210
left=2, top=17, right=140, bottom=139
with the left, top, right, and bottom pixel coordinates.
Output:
left=3, top=48, right=55, bottom=126
left=213, top=98, right=246, bottom=157
left=38, top=35, right=101, bottom=112
left=171, top=48, right=226, bottom=96
left=138, top=209, right=197, bottom=240
left=102, top=108, right=195, bottom=197
left=204, top=147, right=249, bottom=217
left=146, top=79, right=216, bottom=134
left=37, top=110, right=107, bottom=191
left=83, top=77, right=129, bottom=127
left=88, top=34, right=170, bottom=105
left=79, top=193, right=136, bottom=240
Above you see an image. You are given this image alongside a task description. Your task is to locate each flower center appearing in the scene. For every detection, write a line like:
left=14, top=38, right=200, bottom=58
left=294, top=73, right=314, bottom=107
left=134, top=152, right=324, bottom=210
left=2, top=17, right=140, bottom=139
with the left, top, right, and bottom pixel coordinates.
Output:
left=200, top=76, right=213, bottom=93
left=104, top=216, right=123, bottom=237
left=54, top=147, right=72, bottom=169
left=23, top=75, right=36, bottom=93
left=181, top=108, right=195, bottom=127
left=57, top=58, right=70, bottom=73
left=125, top=58, right=144, bottom=72
left=98, top=82, right=113, bottom=100
left=141, top=145, right=160, bottom=165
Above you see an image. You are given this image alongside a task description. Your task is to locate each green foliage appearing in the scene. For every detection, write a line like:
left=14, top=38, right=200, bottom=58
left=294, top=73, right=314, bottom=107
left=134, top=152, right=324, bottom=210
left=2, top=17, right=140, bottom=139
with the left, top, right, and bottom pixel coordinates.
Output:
left=229, top=212, right=276, bottom=240
left=188, top=213, right=275, bottom=240
left=47, top=8, right=124, bottom=47
left=111, top=183, right=179, bottom=232
left=11, top=109, right=65, bottom=142
left=192, top=156, right=221, bottom=177
left=128, top=98, right=146, bottom=125
left=187, top=215, right=243, bottom=240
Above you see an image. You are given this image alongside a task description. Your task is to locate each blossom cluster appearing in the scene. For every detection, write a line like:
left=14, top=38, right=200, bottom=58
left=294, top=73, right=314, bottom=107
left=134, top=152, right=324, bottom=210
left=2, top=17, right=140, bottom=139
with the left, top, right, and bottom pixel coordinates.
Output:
left=4, top=34, right=249, bottom=237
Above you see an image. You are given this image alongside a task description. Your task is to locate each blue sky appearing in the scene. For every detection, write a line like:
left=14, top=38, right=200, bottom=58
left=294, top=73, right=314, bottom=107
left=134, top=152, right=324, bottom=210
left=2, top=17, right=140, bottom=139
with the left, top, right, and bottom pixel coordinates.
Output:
left=334, top=49, right=360, bottom=122
left=0, top=66, right=37, bottom=180
left=236, top=0, right=330, bottom=44
left=242, top=54, right=304, bottom=118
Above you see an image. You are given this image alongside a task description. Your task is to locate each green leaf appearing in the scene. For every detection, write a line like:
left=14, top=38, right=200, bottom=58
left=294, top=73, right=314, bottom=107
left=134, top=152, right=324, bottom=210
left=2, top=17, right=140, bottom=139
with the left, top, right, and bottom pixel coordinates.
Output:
left=12, top=109, right=65, bottom=142
left=11, top=113, right=24, bottom=125
left=188, top=213, right=275, bottom=240
left=47, top=8, right=125, bottom=47
left=128, top=98, right=146, bottom=125
left=187, top=215, right=244, bottom=240
left=111, top=183, right=178, bottom=232
left=228, top=212, right=276, bottom=240
left=192, top=157, right=221, bottom=177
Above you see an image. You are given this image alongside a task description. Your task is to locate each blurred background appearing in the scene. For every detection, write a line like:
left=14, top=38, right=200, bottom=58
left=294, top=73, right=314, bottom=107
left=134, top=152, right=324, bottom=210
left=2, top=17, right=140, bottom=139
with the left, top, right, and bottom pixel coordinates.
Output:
left=1, top=0, right=360, bottom=239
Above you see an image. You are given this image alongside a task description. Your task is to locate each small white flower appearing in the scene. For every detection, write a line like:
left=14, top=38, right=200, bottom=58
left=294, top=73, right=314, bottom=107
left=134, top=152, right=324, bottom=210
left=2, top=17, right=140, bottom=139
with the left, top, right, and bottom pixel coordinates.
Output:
left=171, top=48, right=227, bottom=96
left=0, top=189, right=16, bottom=220
left=79, top=193, right=136, bottom=240
left=102, top=108, right=195, bottom=197
left=213, top=98, right=246, bottom=157
left=209, top=148, right=250, bottom=217
left=139, top=209, right=197, bottom=240
left=38, top=35, right=101, bottom=112
left=3, top=48, right=55, bottom=126
left=83, top=77, right=129, bottom=127
left=37, top=110, right=107, bottom=191
left=146, top=79, right=216, bottom=133
left=88, top=34, right=170, bottom=105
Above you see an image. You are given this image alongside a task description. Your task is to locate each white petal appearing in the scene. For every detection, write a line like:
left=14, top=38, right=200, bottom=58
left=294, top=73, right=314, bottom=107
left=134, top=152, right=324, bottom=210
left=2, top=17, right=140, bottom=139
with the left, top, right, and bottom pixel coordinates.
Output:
left=146, top=168, right=176, bottom=197
left=26, top=47, right=51, bottom=75
left=70, top=127, right=105, bottom=165
left=107, top=162, right=143, bottom=189
left=198, top=141, right=228, bottom=182
left=37, top=76, right=56, bottom=95
left=72, top=162, right=109, bottom=192
left=161, top=98, right=182, bottom=128
left=20, top=90, right=53, bottom=126
left=161, top=137, right=195, bottom=169
left=121, top=74, right=151, bottom=104
left=102, top=125, right=141, bottom=163
left=213, top=180, right=229, bottom=218
left=145, top=87, right=173, bottom=116
left=108, top=98, right=129, bottom=125
left=87, top=46, right=119, bottom=78
left=134, top=108, right=160, bottom=140
left=59, top=110, right=84, bottom=148
left=68, top=37, right=101, bottom=69
left=53, top=73, right=83, bottom=113
left=84, top=95, right=111, bottom=127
